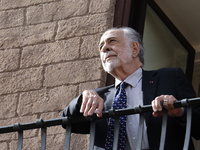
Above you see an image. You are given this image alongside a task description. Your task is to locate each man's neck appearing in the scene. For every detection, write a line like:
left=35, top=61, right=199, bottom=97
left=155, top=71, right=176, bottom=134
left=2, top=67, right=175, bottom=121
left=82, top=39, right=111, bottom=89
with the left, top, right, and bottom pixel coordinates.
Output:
left=110, top=66, right=142, bottom=81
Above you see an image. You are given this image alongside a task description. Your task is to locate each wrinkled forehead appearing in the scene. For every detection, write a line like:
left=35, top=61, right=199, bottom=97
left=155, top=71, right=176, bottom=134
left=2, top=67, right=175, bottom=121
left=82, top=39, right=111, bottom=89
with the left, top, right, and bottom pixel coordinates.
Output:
left=99, top=29, right=124, bottom=45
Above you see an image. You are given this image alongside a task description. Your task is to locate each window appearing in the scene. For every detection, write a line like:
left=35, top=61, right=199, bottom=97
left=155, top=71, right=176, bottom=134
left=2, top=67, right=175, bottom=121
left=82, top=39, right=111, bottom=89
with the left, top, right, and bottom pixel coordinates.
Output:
left=143, top=5, right=188, bottom=73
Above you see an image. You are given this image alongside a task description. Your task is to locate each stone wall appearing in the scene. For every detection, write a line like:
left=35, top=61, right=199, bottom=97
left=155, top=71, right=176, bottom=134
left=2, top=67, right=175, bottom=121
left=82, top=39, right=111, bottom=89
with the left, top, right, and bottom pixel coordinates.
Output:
left=0, top=0, right=116, bottom=149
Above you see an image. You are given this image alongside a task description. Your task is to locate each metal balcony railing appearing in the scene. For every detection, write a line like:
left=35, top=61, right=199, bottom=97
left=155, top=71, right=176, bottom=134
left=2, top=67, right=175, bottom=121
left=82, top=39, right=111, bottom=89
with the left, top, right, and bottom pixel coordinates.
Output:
left=0, top=97, right=200, bottom=150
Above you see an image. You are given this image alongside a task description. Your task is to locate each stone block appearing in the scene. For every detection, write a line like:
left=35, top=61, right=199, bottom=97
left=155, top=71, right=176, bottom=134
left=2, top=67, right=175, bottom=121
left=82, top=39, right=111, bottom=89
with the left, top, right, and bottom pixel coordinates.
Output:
left=0, top=142, right=7, bottom=149
left=48, top=85, right=77, bottom=109
left=0, top=23, right=56, bottom=49
left=0, top=67, right=43, bottom=95
left=0, top=94, right=18, bottom=119
left=0, top=49, right=20, bottom=72
left=44, top=58, right=103, bottom=87
left=10, top=140, right=18, bottom=150
left=40, top=111, right=62, bottom=120
left=27, top=0, right=88, bottom=25
left=46, top=134, right=65, bottom=150
left=0, top=9, right=24, bottom=29
left=89, top=0, right=116, bottom=13
left=18, top=85, right=77, bottom=116
left=0, top=132, right=16, bottom=142
left=78, top=81, right=106, bottom=94
left=27, top=4, right=52, bottom=25
left=10, top=136, right=40, bottom=150
left=21, top=38, right=80, bottom=68
left=0, top=115, right=38, bottom=141
left=80, top=34, right=101, bottom=59
left=0, top=0, right=58, bottom=10
left=70, top=133, right=89, bottom=150
left=56, top=13, right=113, bottom=40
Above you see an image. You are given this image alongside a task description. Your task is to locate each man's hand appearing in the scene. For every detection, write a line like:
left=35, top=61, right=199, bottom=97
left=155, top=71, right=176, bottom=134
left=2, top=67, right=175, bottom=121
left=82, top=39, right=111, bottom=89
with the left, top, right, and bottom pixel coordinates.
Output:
left=80, top=90, right=104, bottom=117
left=151, top=95, right=184, bottom=117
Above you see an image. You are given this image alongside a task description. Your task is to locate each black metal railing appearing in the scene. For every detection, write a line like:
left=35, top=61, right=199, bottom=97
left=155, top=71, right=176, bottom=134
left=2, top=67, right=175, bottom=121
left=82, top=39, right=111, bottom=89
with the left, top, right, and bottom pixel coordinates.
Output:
left=0, top=97, right=200, bottom=150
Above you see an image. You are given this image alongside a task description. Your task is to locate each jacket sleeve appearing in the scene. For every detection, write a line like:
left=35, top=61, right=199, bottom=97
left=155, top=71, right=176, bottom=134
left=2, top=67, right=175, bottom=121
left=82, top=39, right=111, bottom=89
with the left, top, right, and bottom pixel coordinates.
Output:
left=61, top=94, right=91, bottom=134
left=175, top=68, right=200, bottom=140
left=62, top=94, right=82, bottom=117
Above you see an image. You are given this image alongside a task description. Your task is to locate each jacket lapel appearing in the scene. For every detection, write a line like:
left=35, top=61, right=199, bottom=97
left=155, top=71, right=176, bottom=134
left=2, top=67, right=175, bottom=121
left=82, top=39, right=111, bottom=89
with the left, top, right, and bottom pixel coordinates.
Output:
left=142, top=70, right=158, bottom=125
left=102, top=70, right=158, bottom=126
left=103, top=87, right=115, bottom=111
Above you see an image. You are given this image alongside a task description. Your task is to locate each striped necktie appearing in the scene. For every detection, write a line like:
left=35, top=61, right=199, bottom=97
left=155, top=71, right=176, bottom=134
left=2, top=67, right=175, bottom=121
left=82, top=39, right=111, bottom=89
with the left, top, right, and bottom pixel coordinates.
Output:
left=105, top=82, right=127, bottom=150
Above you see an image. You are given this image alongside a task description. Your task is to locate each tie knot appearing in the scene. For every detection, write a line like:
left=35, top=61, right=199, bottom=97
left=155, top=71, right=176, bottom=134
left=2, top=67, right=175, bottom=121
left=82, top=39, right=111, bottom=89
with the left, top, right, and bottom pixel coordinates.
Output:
left=120, top=82, right=127, bottom=89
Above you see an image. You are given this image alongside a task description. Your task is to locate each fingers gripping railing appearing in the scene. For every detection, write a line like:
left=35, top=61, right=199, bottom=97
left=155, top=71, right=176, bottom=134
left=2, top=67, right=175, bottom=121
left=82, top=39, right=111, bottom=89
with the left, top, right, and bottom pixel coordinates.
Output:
left=0, top=97, right=199, bottom=150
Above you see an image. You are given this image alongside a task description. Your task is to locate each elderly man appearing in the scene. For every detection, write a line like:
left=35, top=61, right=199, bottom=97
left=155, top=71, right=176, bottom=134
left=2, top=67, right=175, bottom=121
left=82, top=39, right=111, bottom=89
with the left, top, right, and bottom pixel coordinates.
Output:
left=62, top=27, right=200, bottom=150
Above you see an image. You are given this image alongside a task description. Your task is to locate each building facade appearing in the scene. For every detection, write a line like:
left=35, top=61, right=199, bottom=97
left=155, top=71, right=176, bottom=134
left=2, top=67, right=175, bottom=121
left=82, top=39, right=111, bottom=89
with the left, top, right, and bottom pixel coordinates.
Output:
left=0, top=0, right=199, bottom=149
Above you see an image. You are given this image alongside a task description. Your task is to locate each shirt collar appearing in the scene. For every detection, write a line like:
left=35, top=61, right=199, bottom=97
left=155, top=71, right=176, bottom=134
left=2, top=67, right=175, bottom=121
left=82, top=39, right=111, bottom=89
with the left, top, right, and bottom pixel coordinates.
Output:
left=115, top=67, right=142, bottom=88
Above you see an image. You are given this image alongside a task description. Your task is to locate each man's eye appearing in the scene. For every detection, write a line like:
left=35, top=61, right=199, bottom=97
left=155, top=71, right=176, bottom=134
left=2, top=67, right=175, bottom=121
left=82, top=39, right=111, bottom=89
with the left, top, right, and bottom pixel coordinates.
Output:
left=110, top=40, right=115, bottom=42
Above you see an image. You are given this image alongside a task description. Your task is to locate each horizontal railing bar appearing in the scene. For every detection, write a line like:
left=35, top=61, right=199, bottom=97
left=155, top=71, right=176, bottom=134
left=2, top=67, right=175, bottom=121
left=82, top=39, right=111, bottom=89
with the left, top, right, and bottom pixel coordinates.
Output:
left=0, top=97, right=199, bottom=134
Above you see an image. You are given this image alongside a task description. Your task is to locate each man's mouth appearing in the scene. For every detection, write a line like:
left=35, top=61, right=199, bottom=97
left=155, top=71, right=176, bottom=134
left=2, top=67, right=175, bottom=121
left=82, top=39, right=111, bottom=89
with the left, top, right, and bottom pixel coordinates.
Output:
left=106, top=55, right=115, bottom=60
left=104, top=54, right=117, bottom=62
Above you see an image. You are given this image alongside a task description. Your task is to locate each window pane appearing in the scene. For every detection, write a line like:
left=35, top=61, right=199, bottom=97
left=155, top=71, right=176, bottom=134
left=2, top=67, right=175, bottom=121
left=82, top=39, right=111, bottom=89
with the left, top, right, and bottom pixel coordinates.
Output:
left=143, top=5, right=188, bottom=73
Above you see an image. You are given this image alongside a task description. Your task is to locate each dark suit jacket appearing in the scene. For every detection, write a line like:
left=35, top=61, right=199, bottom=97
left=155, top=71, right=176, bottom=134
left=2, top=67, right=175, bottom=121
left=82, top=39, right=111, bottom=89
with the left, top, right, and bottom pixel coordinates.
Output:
left=62, top=68, right=200, bottom=150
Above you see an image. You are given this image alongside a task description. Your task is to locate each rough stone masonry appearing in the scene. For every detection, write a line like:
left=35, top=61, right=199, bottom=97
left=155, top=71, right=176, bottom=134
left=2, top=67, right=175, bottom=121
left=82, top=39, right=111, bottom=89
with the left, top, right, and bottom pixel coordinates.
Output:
left=0, top=0, right=116, bottom=149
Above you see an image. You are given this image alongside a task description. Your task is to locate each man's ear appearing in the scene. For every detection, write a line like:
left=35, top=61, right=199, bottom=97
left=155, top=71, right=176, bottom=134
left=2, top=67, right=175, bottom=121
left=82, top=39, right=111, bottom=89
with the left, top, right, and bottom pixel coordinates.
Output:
left=131, top=41, right=140, bottom=57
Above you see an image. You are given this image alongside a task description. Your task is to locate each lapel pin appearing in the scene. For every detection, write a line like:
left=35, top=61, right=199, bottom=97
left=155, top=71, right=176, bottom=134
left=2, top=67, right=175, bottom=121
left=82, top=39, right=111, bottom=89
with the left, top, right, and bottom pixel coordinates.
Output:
left=149, top=81, right=153, bottom=84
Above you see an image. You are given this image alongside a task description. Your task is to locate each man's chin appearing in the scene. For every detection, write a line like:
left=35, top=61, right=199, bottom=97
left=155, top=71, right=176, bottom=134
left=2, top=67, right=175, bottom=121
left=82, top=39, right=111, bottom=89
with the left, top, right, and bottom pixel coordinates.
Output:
left=103, top=65, right=116, bottom=73
left=102, top=61, right=119, bottom=72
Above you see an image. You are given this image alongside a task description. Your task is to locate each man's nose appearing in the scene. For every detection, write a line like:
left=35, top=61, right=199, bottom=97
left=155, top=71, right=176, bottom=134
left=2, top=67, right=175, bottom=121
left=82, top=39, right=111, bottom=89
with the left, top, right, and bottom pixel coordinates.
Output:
left=101, top=44, right=110, bottom=52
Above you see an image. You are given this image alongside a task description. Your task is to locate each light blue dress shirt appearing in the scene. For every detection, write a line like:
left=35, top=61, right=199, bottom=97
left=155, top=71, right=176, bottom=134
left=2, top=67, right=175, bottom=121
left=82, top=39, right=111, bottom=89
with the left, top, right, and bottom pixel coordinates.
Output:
left=115, top=68, right=149, bottom=150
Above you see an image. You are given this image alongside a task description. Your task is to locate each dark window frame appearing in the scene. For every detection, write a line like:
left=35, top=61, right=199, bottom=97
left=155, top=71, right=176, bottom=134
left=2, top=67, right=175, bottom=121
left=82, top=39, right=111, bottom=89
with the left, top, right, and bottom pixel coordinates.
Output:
left=147, top=1, right=195, bottom=82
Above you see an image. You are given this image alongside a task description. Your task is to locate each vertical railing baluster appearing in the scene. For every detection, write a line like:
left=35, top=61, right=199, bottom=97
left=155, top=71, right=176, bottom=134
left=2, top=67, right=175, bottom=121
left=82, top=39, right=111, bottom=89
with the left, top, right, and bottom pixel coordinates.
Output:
left=13, top=123, right=23, bottom=150
left=113, top=117, right=120, bottom=150
left=159, top=111, right=168, bottom=150
left=183, top=106, right=192, bottom=150
left=64, top=124, right=71, bottom=150
left=136, top=113, right=145, bottom=150
left=62, top=117, right=71, bottom=150
left=89, top=121, right=96, bottom=150
left=17, top=131, right=23, bottom=150
left=36, top=119, right=47, bottom=150
left=41, top=127, right=47, bottom=150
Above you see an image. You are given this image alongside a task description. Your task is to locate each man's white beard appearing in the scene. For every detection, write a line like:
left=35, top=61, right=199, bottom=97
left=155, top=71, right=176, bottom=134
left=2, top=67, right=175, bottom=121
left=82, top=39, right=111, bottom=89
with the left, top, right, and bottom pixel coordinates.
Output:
left=102, top=59, right=119, bottom=73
